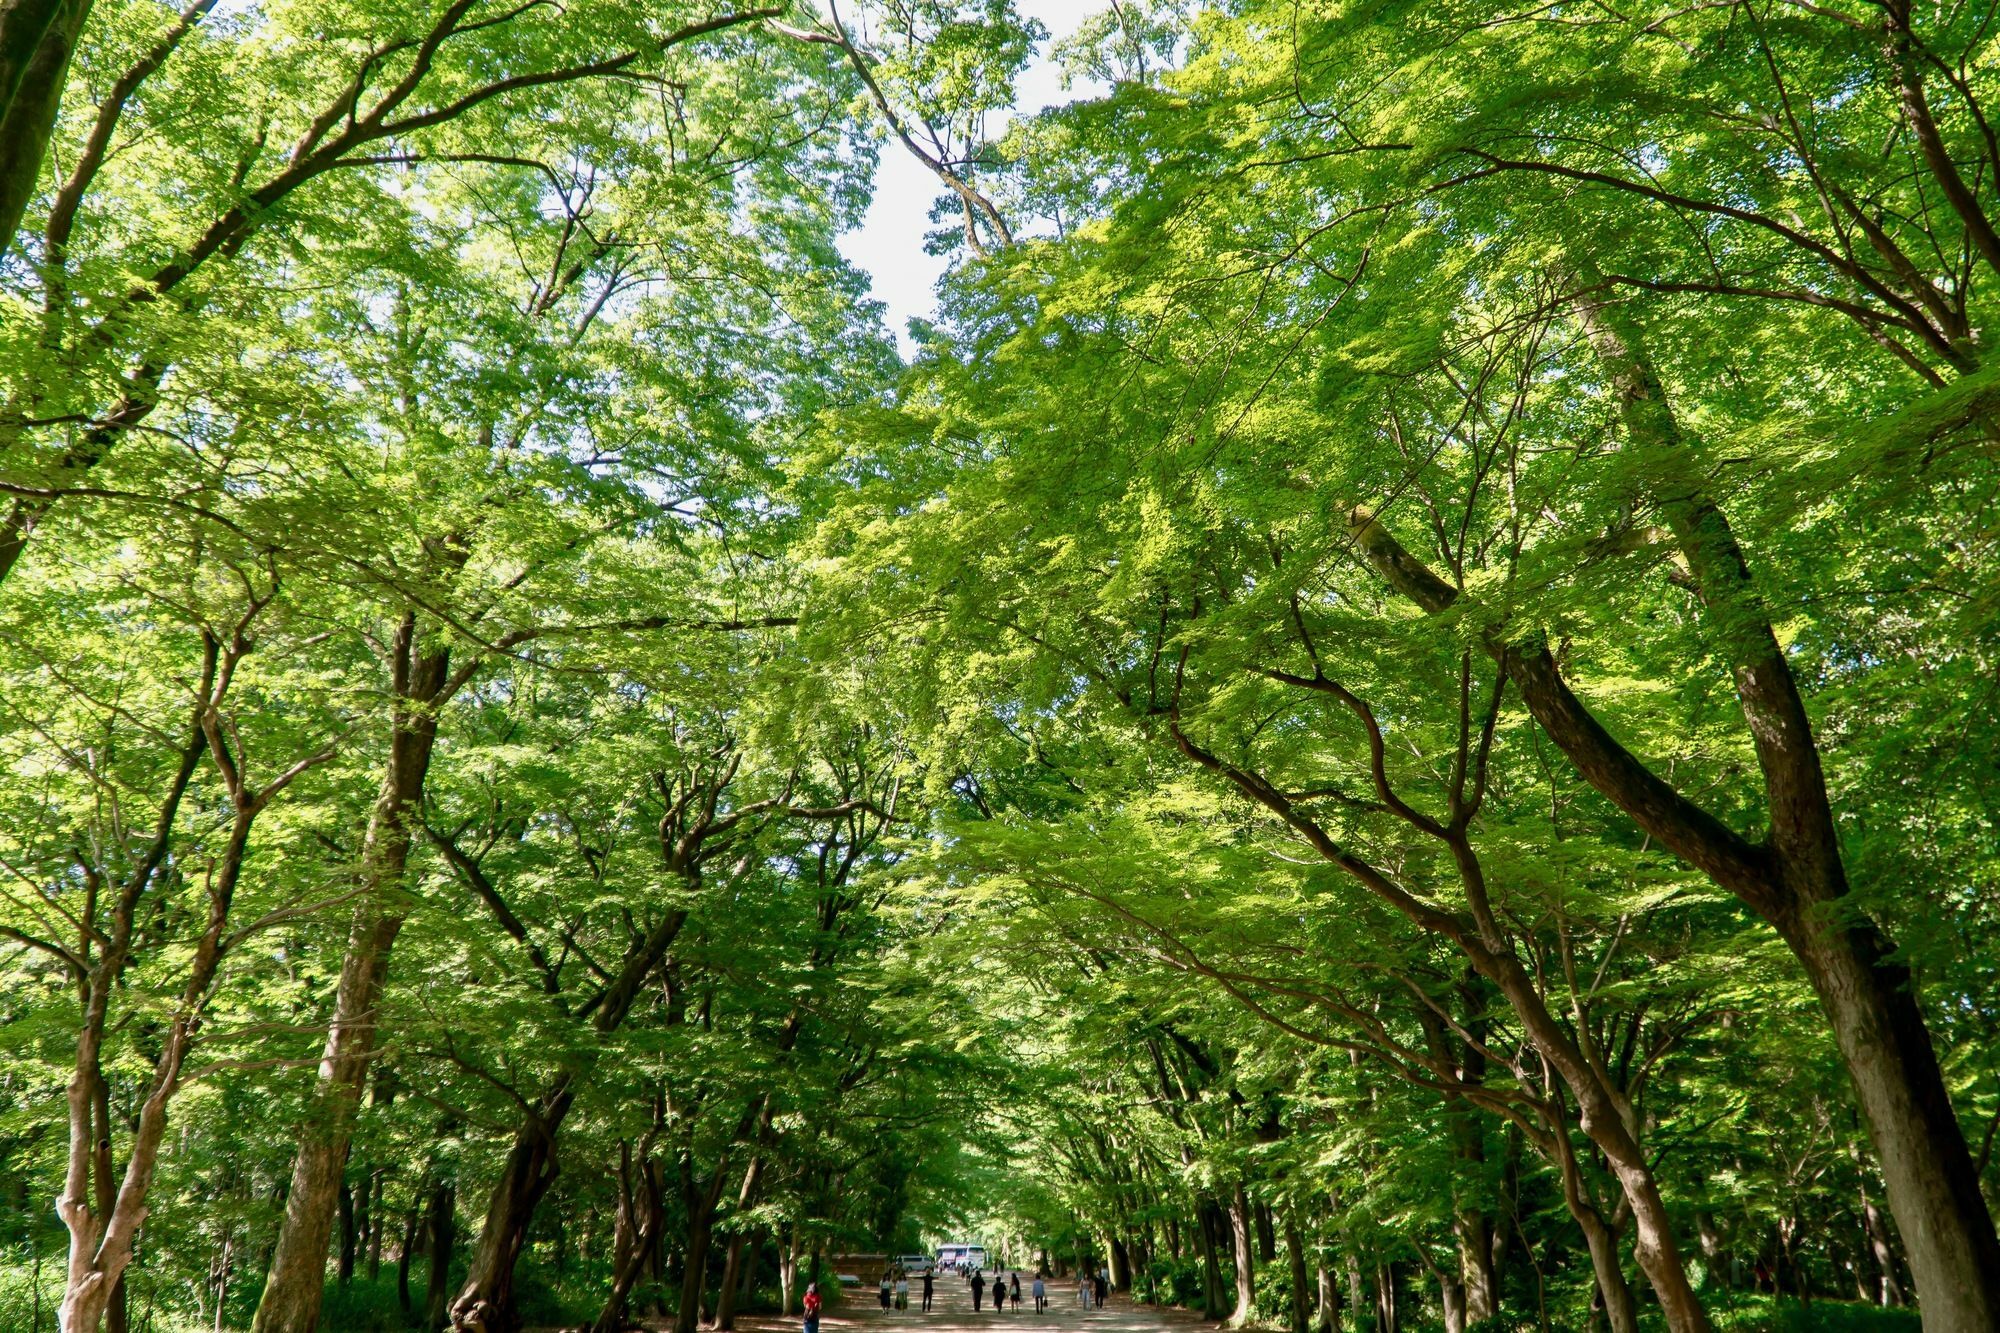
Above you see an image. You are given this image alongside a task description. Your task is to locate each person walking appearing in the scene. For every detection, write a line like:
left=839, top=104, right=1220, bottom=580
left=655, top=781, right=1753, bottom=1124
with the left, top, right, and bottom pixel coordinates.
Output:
left=971, top=1269, right=986, bottom=1312
left=1031, top=1273, right=1045, bottom=1313
left=922, top=1267, right=935, bottom=1313
left=897, top=1271, right=911, bottom=1311
left=805, top=1283, right=822, bottom=1333
left=1010, top=1273, right=1022, bottom=1311
left=1077, top=1272, right=1090, bottom=1309
left=881, top=1271, right=894, bottom=1312
left=1093, top=1270, right=1107, bottom=1309
left=993, top=1276, right=1007, bottom=1314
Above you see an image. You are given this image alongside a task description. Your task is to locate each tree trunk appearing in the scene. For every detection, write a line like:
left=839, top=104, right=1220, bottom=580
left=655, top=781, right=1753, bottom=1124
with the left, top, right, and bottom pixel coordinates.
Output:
left=779, top=1224, right=799, bottom=1316
left=1434, top=1262, right=1467, bottom=1333
left=1254, top=1202, right=1276, bottom=1266
left=0, top=0, right=89, bottom=268
left=449, top=1088, right=575, bottom=1332
left=59, top=748, right=261, bottom=1333
left=398, top=1207, right=420, bottom=1314
left=338, top=1182, right=356, bottom=1285
left=1314, top=1260, right=1338, bottom=1333
left=1860, top=1184, right=1905, bottom=1307
left=1454, top=1209, right=1496, bottom=1326
left=252, top=617, right=450, bottom=1333
left=424, top=1180, right=457, bottom=1333
left=1226, top=1183, right=1256, bottom=1327
left=1575, top=280, right=2000, bottom=1329
left=366, top=1170, right=386, bottom=1280
left=1350, top=285, right=2000, bottom=1327
left=1195, top=1202, right=1224, bottom=1321
left=672, top=1156, right=733, bottom=1333
left=1282, top=1216, right=1310, bottom=1333
left=1577, top=1211, right=1638, bottom=1333
left=1108, top=1234, right=1131, bottom=1291
left=1373, top=1262, right=1396, bottom=1333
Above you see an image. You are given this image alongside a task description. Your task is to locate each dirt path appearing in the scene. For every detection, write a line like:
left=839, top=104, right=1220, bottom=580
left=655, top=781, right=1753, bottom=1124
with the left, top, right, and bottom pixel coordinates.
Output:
left=583, top=1269, right=1217, bottom=1333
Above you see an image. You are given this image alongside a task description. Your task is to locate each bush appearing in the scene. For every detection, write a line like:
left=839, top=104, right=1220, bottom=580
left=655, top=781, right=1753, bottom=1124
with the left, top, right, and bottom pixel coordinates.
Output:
left=1712, top=1293, right=1922, bottom=1333
left=0, top=1258, right=62, bottom=1333
left=316, top=1274, right=417, bottom=1333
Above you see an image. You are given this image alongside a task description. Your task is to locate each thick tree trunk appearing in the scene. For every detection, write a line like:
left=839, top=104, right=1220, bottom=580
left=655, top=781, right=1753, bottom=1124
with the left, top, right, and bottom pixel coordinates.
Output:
left=1434, top=1262, right=1467, bottom=1333
left=253, top=618, right=449, bottom=1333
left=449, top=1091, right=572, bottom=1333
left=1282, top=1216, right=1310, bottom=1333
left=424, top=1180, right=457, bottom=1333
left=1226, top=1183, right=1256, bottom=1327
left=1108, top=1234, right=1130, bottom=1291
left=0, top=0, right=89, bottom=266
left=1313, top=1260, right=1338, bottom=1333
left=1574, top=282, right=2000, bottom=1329
left=1373, top=1262, right=1396, bottom=1333
left=1195, top=1202, right=1224, bottom=1320
left=1454, top=1210, right=1496, bottom=1326
left=1347, top=284, right=2000, bottom=1327
left=1578, top=1211, right=1638, bottom=1333
left=672, top=1157, right=732, bottom=1333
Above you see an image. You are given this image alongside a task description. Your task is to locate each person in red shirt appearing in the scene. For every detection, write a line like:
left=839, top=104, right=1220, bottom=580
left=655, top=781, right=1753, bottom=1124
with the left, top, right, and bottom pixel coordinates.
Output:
left=804, top=1283, right=822, bottom=1333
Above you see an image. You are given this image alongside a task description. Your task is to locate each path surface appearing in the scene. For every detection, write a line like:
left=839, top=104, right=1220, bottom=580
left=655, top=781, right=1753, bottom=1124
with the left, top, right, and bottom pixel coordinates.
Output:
left=609, top=1270, right=1215, bottom=1333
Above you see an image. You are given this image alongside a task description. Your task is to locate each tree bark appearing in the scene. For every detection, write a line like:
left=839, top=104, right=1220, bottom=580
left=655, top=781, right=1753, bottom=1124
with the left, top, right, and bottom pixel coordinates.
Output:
left=1226, top=1183, right=1256, bottom=1327
left=1572, top=283, right=2000, bottom=1328
left=0, top=0, right=89, bottom=264
left=1345, top=279, right=2000, bottom=1325
left=715, top=1140, right=774, bottom=1332
left=252, top=616, right=450, bottom=1333
left=338, top=1182, right=356, bottom=1285
left=364, top=1170, right=384, bottom=1281
left=1860, top=1183, right=1905, bottom=1307
left=398, top=1206, right=420, bottom=1314
left=57, top=679, right=289, bottom=1333
left=672, top=1152, right=735, bottom=1333
left=424, top=1180, right=457, bottom=1333
left=449, top=1088, right=573, bottom=1333
left=1282, top=1215, right=1310, bottom=1333
left=1195, top=1201, right=1225, bottom=1321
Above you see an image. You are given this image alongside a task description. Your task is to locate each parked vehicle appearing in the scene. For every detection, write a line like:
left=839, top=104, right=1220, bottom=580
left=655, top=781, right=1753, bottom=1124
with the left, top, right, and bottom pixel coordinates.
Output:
left=934, top=1243, right=987, bottom=1273
left=898, top=1254, right=933, bottom=1276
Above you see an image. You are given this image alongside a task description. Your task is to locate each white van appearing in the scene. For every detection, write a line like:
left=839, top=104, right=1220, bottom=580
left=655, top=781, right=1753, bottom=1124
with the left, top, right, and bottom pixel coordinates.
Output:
left=898, top=1253, right=933, bottom=1276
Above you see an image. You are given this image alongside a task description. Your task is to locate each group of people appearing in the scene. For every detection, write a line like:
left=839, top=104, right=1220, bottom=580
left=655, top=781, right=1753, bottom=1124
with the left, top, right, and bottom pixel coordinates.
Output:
left=966, top=1268, right=1032, bottom=1312
left=803, top=1260, right=1112, bottom=1333
left=878, top=1265, right=937, bottom=1313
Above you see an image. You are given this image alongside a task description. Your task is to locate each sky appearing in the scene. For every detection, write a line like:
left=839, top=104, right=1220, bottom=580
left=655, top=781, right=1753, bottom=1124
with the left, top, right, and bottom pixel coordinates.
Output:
left=833, top=0, right=1097, bottom=356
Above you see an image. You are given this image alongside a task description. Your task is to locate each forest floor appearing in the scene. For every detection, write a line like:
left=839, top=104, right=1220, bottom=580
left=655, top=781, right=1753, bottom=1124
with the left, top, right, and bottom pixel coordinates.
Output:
left=562, top=1272, right=1217, bottom=1333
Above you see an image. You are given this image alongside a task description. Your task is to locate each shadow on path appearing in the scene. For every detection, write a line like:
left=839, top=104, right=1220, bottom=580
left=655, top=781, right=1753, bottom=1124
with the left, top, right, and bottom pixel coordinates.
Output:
left=553, top=1270, right=1218, bottom=1333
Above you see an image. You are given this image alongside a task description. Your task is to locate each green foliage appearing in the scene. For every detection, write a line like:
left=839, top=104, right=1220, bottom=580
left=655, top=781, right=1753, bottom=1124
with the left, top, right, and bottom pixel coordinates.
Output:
left=3, top=3, right=1999, bottom=1333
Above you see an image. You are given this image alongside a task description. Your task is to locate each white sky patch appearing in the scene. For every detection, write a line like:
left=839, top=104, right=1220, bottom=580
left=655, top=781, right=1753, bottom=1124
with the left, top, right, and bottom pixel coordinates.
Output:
left=836, top=0, right=1102, bottom=358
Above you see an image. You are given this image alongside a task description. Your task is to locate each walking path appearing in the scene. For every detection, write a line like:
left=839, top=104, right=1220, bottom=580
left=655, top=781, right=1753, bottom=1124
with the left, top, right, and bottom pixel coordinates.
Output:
left=732, top=1270, right=1214, bottom=1333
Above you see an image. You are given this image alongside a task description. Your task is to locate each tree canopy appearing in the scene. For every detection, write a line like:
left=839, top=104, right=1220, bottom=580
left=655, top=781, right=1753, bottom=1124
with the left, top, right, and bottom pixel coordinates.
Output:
left=2, top=4, right=1996, bottom=1333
